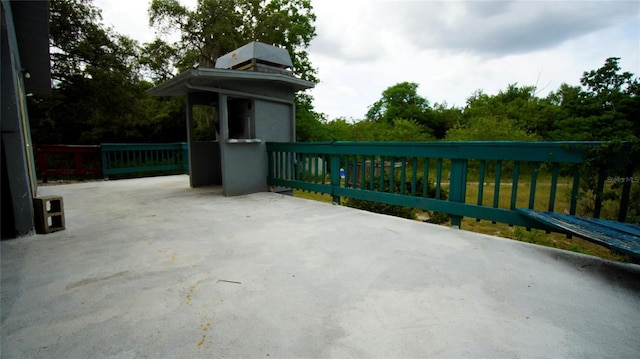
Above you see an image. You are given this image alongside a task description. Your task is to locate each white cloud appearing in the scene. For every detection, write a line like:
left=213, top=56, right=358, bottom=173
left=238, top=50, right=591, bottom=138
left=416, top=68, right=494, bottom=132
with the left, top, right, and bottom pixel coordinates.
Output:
left=94, top=0, right=155, bottom=43
left=309, top=0, right=640, bottom=119
left=92, top=0, right=640, bottom=120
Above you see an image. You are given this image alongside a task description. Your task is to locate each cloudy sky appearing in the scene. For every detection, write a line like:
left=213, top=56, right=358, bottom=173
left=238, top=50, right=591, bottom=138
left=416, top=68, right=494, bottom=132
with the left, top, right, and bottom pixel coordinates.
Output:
left=95, top=0, right=640, bottom=120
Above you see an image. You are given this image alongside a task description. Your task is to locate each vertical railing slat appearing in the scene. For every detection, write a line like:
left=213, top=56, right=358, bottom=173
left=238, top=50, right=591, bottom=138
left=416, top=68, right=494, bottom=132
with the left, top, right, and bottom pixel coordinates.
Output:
left=510, top=161, right=520, bottom=211
left=315, top=154, right=320, bottom=184
left=423, top=158, right=429, bottom=197
left=331, top=153, right=340, bottom=204
left=548, top=163, right=559, bottom=212
left=388, top=157, right=395, bottom=193
left=411, top=157, right=418, bottom=196
left=449, top=158, right=468, bottom=227
left=379, top=156, right=385, bottom=192
left=353, top=156, right=358, bottom=188
left=492, top=160, right=502, bottom=224
left=436, top=158, right=442, bottom=199
left=528, top=162, right=538, bottom=210
left=476, top=160, right=486, bottom=222
left=360, top=156, right=366, bottom=189
left=369, top=156, right=375, bottom=191
left=400, top=157, right=406, bottom=195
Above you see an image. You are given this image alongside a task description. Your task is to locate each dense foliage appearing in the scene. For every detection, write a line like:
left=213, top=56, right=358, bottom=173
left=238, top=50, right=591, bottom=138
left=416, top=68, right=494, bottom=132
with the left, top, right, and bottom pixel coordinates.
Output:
left=29, top=0, right=319, bottom=145
left=314, top=58, right=638, bottom=143
left=27, top=0, right=639, bottom=149
left=147, top=0, right=317, bottom=82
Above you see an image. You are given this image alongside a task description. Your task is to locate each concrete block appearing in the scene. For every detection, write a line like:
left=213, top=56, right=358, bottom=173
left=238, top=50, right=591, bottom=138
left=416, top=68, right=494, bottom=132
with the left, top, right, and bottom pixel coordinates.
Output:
left=33, top=196, right=65, bottom=234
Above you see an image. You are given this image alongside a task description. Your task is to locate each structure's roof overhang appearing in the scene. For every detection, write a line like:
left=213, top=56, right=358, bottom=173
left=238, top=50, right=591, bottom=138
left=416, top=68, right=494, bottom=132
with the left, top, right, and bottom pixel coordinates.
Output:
left=10, top=0, right=51, bottom=95
left=147, top=67, right=315, bottom=97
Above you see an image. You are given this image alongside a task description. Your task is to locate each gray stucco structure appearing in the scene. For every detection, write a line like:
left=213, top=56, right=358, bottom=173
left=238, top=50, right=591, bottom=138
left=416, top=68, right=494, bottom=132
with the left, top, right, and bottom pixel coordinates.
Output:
left=1, top=0, right=50, bottom=238
left=148, top=43, right=314, bottom=196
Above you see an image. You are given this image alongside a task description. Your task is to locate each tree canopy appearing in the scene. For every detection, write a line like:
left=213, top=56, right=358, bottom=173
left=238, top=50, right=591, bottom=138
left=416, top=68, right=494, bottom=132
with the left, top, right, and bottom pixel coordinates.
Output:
left=30, top=0, right=183, bottom=144
left=147, top=0, right=317, bottom=82
left=317, top=57, right=638, bottom=143
left=548, top=57, right=639, bottom=141
left=29, top=0, right=323, bottom=145
left=366, top=82, right=431, bottom=125
left=27, top=0, right=639, bottom=148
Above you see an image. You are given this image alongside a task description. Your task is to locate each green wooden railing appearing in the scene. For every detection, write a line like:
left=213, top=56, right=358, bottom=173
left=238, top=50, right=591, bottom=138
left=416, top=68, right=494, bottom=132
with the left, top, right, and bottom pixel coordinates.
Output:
left=101, top=143, right=189, bottom=176
left=267, top=141, right=637, bottom=230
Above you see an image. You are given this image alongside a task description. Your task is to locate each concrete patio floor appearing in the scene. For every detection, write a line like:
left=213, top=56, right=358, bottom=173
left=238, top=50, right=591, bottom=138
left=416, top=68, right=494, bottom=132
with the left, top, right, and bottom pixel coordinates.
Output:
left=2, top=175, right=639, bottom=358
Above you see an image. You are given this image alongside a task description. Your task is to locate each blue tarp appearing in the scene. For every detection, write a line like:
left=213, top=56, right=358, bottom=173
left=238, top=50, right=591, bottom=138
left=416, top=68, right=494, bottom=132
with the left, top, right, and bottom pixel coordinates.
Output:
left=516, top=208, right=640, bottom=260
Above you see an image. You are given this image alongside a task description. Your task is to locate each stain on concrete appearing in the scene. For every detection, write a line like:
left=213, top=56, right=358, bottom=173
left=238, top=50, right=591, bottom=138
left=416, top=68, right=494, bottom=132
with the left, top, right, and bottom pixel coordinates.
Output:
left=65, top=271, right=128, bottom=290
left=197, top=321, right=212, bottom=348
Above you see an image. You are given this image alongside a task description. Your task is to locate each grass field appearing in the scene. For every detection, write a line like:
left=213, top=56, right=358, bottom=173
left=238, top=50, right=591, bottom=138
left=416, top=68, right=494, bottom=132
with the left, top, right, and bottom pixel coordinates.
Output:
left=293, top=179, right=632, bottom=263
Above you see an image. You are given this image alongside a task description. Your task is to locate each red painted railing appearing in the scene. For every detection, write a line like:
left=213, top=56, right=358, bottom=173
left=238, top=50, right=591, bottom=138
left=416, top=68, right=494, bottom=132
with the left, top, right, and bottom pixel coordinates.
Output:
left=35, top=145, right=103, bottom=180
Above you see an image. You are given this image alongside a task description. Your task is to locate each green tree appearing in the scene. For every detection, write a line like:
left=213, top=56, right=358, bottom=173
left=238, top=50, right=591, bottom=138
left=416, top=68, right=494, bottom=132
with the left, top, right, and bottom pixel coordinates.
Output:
left=462, top=84, right=560, bottom=139
left=366, top=82, right=431, bottom=126
left=29, top=0, right=187, bottom=144
left=295, top=93, right=327, bottom=141
left=148, top=0, right=317, bottom=81
left=429, top=103, right=463, bottom=139
left=352, top=119, right=433, bottom=142
left=549, top=58, right=639, bottom=141
left=581, top=57, right=638, bottom=114
left=365, top=82, right=454, bottom=139
left=445, top=116, right=540, bottom=141
left=322, top=118, right=354, bottom=141
left=148, top=0, right=320, bottom=141
left=139, top=39, right=180, bottom=84
left=352, top=120, right=393, bottom=141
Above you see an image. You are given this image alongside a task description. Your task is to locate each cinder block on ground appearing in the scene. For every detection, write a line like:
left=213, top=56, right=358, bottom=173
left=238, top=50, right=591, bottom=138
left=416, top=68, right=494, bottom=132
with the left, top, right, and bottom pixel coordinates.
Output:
left=33, top=196, right=65, bottom=234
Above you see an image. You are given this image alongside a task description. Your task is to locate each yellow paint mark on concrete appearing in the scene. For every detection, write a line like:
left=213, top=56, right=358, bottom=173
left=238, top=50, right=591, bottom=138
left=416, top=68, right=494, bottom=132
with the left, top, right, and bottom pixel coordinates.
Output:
left=185, top=285, right=196, bottom=305
left=197, top=322, right=212, bottom=348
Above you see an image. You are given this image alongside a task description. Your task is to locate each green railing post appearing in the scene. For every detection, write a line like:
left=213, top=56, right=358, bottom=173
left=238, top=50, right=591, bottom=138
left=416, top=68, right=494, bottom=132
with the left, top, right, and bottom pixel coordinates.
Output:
left=449, top=158, right=468, bottom=227
left=330, top=153, right=341, bottom=204
left=265, top=141, right=636, bottom=237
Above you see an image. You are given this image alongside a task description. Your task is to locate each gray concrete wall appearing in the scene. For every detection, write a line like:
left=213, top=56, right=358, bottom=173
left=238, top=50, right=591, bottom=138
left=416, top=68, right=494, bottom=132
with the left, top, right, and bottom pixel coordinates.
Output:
left=1, top=3, right=35, bottom=238
left=219, top=97, right=294, bottom=196
left=183, top=80, right=297, bottom=195
left=254, top=99, right=294, bottom=142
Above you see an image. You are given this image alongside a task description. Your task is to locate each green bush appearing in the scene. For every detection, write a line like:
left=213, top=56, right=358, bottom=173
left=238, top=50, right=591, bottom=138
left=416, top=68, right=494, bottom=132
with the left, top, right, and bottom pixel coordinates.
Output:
left=579, top=140, right=640, bottom=223
left=345, top=174, right=449, bottom=223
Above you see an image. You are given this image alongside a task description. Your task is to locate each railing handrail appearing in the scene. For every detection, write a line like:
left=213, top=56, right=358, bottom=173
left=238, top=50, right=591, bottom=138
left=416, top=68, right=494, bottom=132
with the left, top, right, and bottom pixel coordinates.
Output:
left=267, top=141, right=606, bottom=163
left=35, top=145, right=103, bottom=178
left=266, top=141, right=637, bottom=230
left=35, top=142, right=189, bottom=179
left=36, top=144, right=101, bottom=152
left=101, top=142, right=189, bottom=176
left=101, top=142, right=188, bottom=151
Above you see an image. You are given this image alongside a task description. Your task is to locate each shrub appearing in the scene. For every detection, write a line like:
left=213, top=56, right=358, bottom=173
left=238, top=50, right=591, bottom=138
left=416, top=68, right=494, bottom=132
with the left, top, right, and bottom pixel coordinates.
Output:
left=345, top=174, right=449, bottom=223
